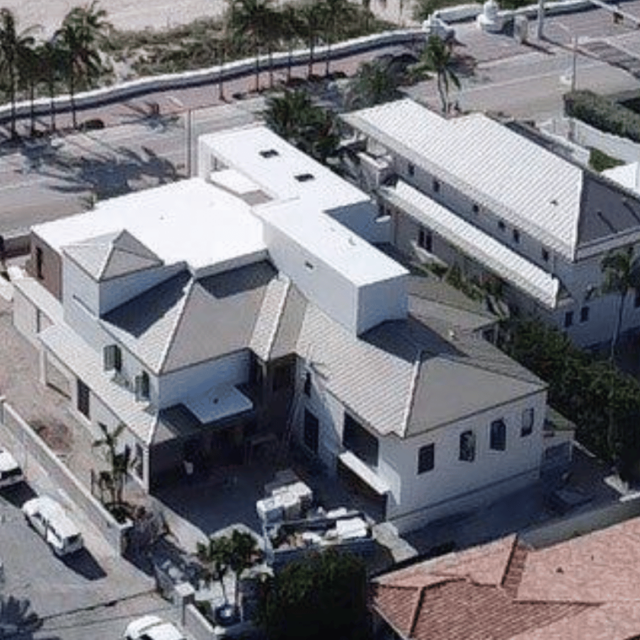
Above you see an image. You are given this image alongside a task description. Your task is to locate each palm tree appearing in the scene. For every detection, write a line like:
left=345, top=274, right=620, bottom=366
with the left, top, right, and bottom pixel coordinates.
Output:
left=0, top=9, right=36, bottom=139
left=39, top=38, right=65, bottom=132
left=320, top=0, right=355, bottom=76
left=56, top=1, right=111, bottom=128
left=92, top=422, right=131, bottom=507
left=196, top=535, right=232, bottom=604
left=298, top=1, right=324, bottom=79
left=413, top=35, right=460, bottom=114
left=601, top=246, right=640, bottom=360
left=280, top=5, right=304, bottom=84
left=17, top=42, right=41, bottom=137
left=227, top=0, right=274, bottom=93
left=227, top=530, right=258, bottom=606
left=346, top=59, right=401, bottom=108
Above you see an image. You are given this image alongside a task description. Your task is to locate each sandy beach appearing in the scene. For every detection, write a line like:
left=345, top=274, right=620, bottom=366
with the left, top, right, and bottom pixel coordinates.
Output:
left=0, top=0, right=411, bottom=38
left=0, top=0, right=227, bottom=37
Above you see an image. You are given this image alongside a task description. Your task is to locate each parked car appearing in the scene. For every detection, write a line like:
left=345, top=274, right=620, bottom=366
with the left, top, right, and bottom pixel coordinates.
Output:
left=22, top=496, right=83, bottom=556
left=0, top=448, right=23, bottom=489
left=124, top=615, right=186, bottom=640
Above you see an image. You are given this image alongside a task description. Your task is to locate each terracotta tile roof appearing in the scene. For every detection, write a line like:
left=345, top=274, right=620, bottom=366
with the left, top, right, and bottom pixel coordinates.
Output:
left=372, top=517, right=640, bottom=640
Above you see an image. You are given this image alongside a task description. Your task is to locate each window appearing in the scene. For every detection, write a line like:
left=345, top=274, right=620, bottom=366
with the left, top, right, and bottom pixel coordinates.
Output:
left=417, top=444, right=435, bottom=474
left=303, top=409, right=320, bottom=453
left=103, top=344, right=122, bottom=373
left=580, top=306, right=590, bottom=323
left=498, top=220, right=506, bottom=232
left=303, top=372, right=312, bottom=397
left=432, top=179, right=440, bottom=193
left=564, top=311, right=574, bottom=328
left=295, top=173, right=314, bottom=182
left=133, top=443, right=144, bottom=480
left=521, top=408, right=534, bottom=437
left=135, top=371, right=150, bottom=402
left=490, top=419, right=506, bottom=451
left=542, top=247, right=550, bottom=262
left=343, top=414, right=378, bottom=467
left=272, top=362, right=294, bottom=392
left=472, top=203, right=480, bottom=215
left=76, top=379, right=90, bottom=418
left=512, top=229, right=520, bottom=244
left=259, top=149, right=279, bottom=158
left=459, top=430, right=475, bottom=462
left=35, top=247, right=44, bottom=279
left=408, top=163, right=415, bottom=177
left=418, top=228, right=432, bottom=252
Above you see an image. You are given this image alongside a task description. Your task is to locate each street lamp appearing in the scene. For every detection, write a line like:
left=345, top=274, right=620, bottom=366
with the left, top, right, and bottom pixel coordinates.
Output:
left=168, top=96, right=193, bottom=178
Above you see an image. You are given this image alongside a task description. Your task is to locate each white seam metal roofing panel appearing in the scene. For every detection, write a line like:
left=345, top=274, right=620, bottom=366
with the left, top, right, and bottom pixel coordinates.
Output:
left=383, top=180, right=560, bottom=309
left=40, top=324, right=157, bottom=444
left=344, top=100, right=584, bottom=259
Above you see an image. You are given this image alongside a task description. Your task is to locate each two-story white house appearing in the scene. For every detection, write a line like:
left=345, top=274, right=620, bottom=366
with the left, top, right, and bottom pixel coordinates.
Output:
left=342, top=99, right=640, bottom=347
left=12, top=125, right=567, bottom=534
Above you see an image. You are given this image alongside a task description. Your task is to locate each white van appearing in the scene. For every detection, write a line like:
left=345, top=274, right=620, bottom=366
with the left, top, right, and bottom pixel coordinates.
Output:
left=0, top=448, right=23, bottom=489
left=22, top=496, right=84, bottom=556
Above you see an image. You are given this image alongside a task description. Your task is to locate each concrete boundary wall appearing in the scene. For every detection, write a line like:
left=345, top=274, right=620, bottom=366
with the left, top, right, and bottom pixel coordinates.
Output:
left=184, top=604, right=216, bottom=640
left=521, top=494, right=640, bottom=548
left=0, top=396, right=130, bottom=555
left=0, top=29, right=425, bottom=125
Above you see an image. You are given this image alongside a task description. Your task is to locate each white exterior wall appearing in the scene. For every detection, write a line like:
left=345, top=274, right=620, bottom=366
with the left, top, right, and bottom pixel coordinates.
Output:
left=98, top=263, right=183, bottom=315
left=157, top=350, right=250, bottom=409
left=358, top=277, right=408, bottom=334
left=294, top=358, right=547, bottom=533
left=13, top=287, right=53, bottom=347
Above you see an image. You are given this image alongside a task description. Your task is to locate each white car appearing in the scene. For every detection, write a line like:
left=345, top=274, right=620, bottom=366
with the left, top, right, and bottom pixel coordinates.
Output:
left=0, top=448, right=23, bottom=489
left=22, top=496, right=84, bottom=556
left=124, top=615, right=186, bottom=640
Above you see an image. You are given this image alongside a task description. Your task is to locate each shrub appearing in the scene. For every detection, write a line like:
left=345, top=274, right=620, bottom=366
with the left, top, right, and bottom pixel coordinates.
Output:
left=564, top=90, right=640, bottom=143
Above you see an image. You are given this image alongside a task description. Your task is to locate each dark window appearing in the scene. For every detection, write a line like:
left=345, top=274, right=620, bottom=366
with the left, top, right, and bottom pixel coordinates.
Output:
left=135, top=371, right=150, bottom=401
left=472, top=203, right=480, bottom=214
left=490, top=419, right=506, bottom=451
left=542, top=247, right=550, bottom=262
left=512, top=229, right=520, bottom=243
left=76, top=379, right=90, bottom=418
left=417, top=444, right=435, bottom=474
left=133, top=443, right=144, bottom=479
left=432, top=179, right=440, bottom=193
left=295, top=173, right=314, bottom=182
left=103, top=344, right=122, bottom=373
left=459, top=430, right=475, bottom=462
left=303, top=372, right=312, bottom=397
left=343, top=414, right=378, bottom=467
left=521, top=408, right=534, bottom=436
left=564, top=311, right=574, bottom=328
left=35, top=247, right=44, bottom=279
left=418, top=228, right=432, bottom=252
left=408, top=163, right=415, bottom=177
left=259, top=149, right=279, bottom=158
left=498, top=220, right=506, bottom=232
left=272, top=362, right=294, bottom=392
left=580, top=306, right=590, bottom=323
left=303, top=409, right=320, bottom=453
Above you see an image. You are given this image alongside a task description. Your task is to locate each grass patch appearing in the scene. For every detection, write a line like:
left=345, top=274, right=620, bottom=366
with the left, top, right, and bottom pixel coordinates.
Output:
left=589, top=147, right=625, bottom=173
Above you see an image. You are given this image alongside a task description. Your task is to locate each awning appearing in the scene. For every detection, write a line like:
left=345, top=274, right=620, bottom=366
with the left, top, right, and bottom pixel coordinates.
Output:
left=338, top=451, right=390, bottom=495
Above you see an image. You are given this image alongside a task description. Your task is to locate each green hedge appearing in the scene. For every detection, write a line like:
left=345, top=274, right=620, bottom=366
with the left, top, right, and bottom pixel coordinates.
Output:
left=564, top=90, right=640, bottom=143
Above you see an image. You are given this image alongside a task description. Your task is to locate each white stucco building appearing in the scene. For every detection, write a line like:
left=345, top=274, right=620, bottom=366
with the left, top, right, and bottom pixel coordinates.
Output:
left=342, top=99, right=640, bottom=347
left=13, top=125, right=569, bottom=533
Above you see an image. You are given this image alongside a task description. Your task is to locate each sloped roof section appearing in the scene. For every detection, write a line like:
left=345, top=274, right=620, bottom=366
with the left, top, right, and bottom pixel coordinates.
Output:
left=344, top=99, right=584, bottom=259
left=102, top=262, right=276, bottom=374
left=64, top=229, right=163, bottom=281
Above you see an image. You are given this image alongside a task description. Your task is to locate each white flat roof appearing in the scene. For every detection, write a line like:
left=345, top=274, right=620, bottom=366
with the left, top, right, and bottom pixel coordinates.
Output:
left=603, top=163, right=640, bottom=194
left=264, top=200, right=408, bottom=286
left=200, top=125, right=371, bottom=213
left=383, top=180, right=560, bottom=308
left=184, top=384, right=253, bottom=423
left=34, top=178, right=267, bottom=274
